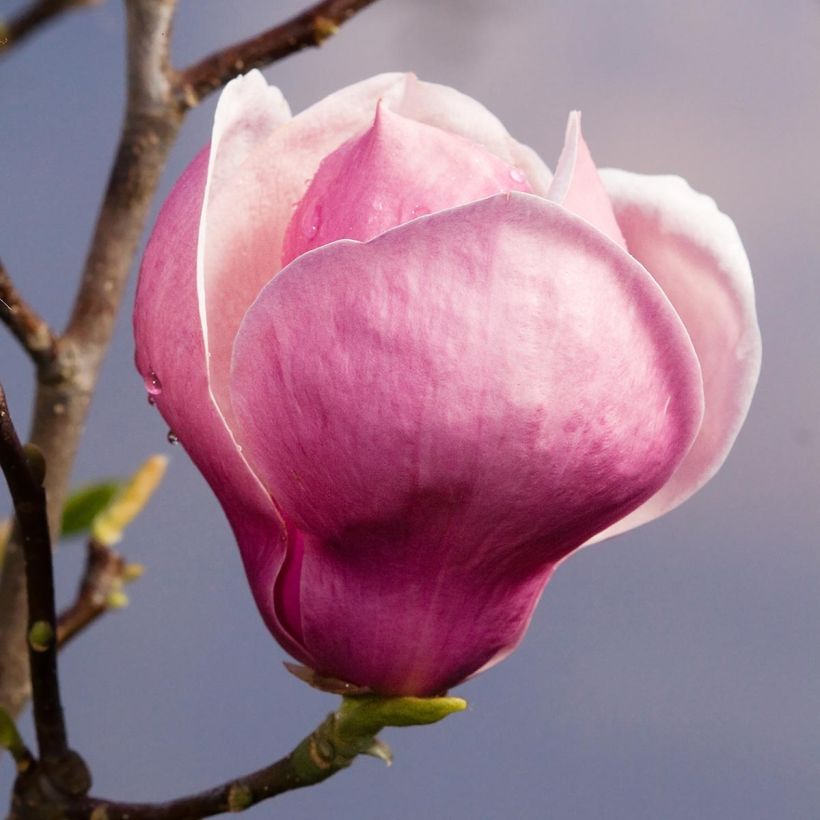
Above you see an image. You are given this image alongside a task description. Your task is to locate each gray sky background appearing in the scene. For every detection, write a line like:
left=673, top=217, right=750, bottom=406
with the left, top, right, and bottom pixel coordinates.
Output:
left=1, top=1, right=819, bottom=818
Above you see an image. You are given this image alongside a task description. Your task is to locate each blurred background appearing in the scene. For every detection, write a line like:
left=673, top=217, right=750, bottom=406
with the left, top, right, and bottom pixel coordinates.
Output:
left=1, top=1, right=818, bottom=817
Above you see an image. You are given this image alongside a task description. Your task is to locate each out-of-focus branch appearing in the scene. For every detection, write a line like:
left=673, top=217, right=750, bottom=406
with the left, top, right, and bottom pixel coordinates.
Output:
left=0, top=385, right=68, bottom=765
left=0, top=0, right=102, bottom=52
left=0, top=259, right=57, bottom=370
left=57, top=540, right=127, bottom=649
left=58, top=454, right=165, bottom=648
left=63, top=0, right=180, bottom=354
left=0, top=0, right=181, bottom=723
left=174, top=0, right=381, bottom=109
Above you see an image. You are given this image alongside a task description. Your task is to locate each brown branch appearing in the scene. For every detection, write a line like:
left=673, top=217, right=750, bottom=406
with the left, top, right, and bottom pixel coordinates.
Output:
left=68, top=722, right=345, bottom=820
left=0, top=0, right=181, bottom=723
left=0, top=259, right=57, bottom=370
left=63, top=0, right=181, bottom=352
left=55, top=695, right=465, bottom=819
left=57, top=539, right=126, bottom=649
left=0, top=0, right=102, bottom=52
left=62, top=698, right=408, bottom=820
left=0, top=385, right=67, bottom=764
left=174, top=0, right=381, bottom=109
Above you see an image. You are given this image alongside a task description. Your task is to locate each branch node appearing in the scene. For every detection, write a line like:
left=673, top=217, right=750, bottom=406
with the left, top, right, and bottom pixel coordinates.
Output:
left=313, top=15, right=340, bottom=41
left=28, top=621, right=54, bottom=653
left=227, top=783, right=253, bottom=813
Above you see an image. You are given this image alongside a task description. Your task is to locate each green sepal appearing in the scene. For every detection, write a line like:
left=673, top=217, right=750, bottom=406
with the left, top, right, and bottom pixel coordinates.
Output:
left=290, top=693, right=467, bottom=783
left=337, top=693, right=467, bottom=739
left=61, top=480, right=122, bottom=538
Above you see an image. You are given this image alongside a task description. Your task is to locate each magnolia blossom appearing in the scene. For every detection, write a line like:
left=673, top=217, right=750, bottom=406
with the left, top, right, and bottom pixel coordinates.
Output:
left=134, top=72, right=760, bottom=696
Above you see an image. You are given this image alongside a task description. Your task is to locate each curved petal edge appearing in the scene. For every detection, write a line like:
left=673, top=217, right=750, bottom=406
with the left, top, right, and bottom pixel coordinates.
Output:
left=588, top=169, right=762, bottom=543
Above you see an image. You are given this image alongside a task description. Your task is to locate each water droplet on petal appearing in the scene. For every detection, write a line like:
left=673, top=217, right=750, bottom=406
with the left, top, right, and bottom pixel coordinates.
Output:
left=409, top=205, right=429, bottom=219
left=166, top=430, right=178, bottom=445
left=304, top=204, right=322, bottom=240
left=509, top=167, right=526, bottom=184
left=144, top=370, right=162, bottom=396
left=147, top=394, right=156, bottom=407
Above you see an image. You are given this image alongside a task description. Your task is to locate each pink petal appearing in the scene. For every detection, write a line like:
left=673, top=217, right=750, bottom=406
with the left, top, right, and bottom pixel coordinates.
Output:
left=587, top=170, right=762, bottom=543
left=133, top=147, right=312, bottom=666
left=200, top=73, right=552, bottom=433
left=199, top=73, right=413, bottom=433
left=394, top=74, right=553, bottom=194
left=203, top=69, right=291, bottom=193
left=230, top=193, right=704, bottom=694
left=281, top=102, right=533, bottom=265
left=548, top=112, right=627, bottom=248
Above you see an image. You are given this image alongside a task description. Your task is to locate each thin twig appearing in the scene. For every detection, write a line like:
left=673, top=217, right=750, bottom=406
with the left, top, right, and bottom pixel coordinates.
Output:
left=66, top=706, right=386, bottom=819
left=57, top=539, right=126, bottom=649
left=0, top=384, right=67, bottom=764
left=174, top=0, right=381, bottom=109
left=60, top=694, right=464, bottom=819
left=70, top=740, right=336, bottom=819
left=0, top=259, right=58, bottom=370
left=0, top=0, right=102, bottom=52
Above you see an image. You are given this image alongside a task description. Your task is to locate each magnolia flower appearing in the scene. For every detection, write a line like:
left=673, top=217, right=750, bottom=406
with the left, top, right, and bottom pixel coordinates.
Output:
left=134, top=72, right=760, bottom=696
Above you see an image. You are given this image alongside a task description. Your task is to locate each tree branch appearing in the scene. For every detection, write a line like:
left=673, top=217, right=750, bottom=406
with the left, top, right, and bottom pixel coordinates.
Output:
left=58, top=694, right=466, bottom=820
left=69, top=718, right=348, bottom=820
left=0, top=0, right=102, bottom=52
left=57, top=539, right=127, bottom=649
left=63, top=0, right=180, bottom=352
left=0, top=259, right=57, bottom=370
left=0, top=385, right=67, bottom=764
left=0, top=0, right=181, bottom=723
left=174, top=0, right=381, bottom=109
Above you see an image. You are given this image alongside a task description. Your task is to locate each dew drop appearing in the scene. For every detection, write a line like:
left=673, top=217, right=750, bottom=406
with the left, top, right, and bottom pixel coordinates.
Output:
left=304, top=204, right=322, bottom=240
left=144, top=370, right=162, bottom=396
left=166, top=430, right=178, bottom=445
left=147, top=394, right=156, bottom=407
left=509, top=167, right=526, bottom=184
